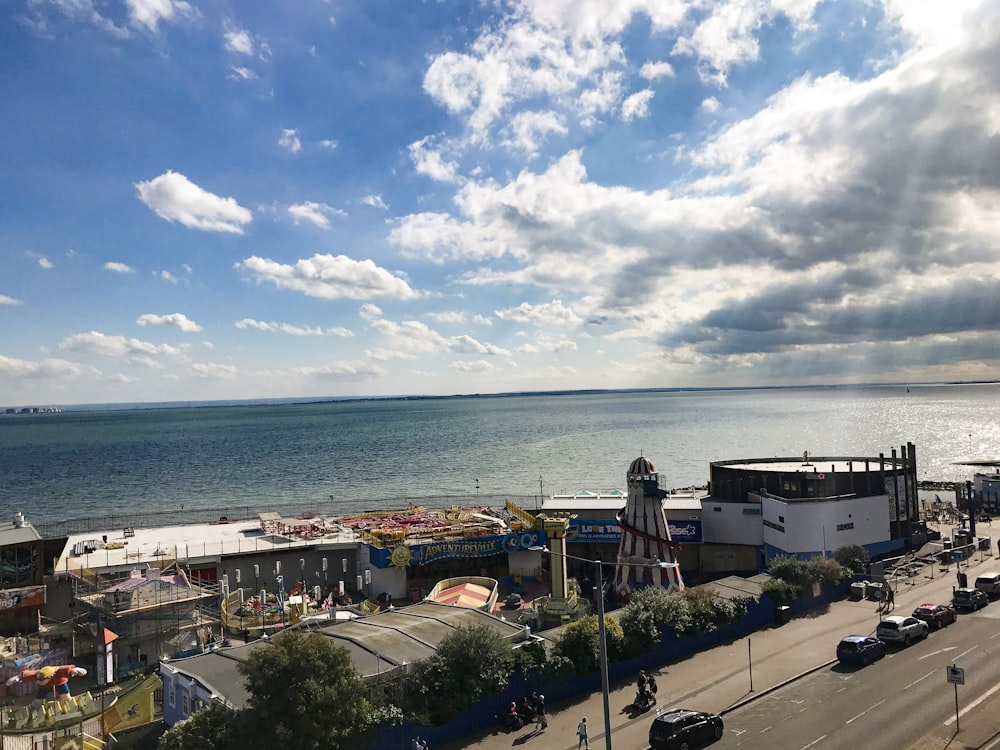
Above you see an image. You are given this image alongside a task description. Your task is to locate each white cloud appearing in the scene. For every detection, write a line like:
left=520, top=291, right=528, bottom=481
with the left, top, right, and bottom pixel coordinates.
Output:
left=359, top=305, right=509, bottom=357
left=620, top=89, right=654, bottom=121
left=292, top=360, right=386, bottom=380
left=319, top=139, right=339, bottom=150
left=228, top=66, right=258, bottom=81
left=104, top=261, right=135, bottom=274
left=191, top=362, right=237, bottom=378
left=473, top=314, right=493, bottom=326
left=450, top=359, right=494, bottom=372
left=288, top=201, right=345, bottom=229
left=449, top=335, right=511, bottom=356
left=672, top=0, right=821, bottom=85
left=38, top=256, right=54, bottom=269
left=136, top=312, right=202, bottom=332
left=427, top=311, right=466, bottom=323
left=504, top=110, right=568, bottom=155
left=224, top=28, right=254, bottom=55
left=361, top=194, right=388, bottom=210
left=409, top=136, right=459, bottom=182
left=279, top=129, right=302, bottom=153
left=181, top=263, right=192, bottom=274
left=640, top=60, right=675, bottom=80
left=0, top=354, right=93, bottom=380
left=60, top=331, right=183, bottom=357
left=160, top=270, right=178, bottom=284
left=235, top=318, right=354, bottom=337
left=0, top=295, right=23, bottom=306
left=236, top=253, right=420, bottom=301
left=578, top=71, right=623, bottom=122
left=495, top=300, right=582, bottom=326
left=126, top=0, right=193, bottom=33
left=701, top=96, right=721, bottom=113
left=136, top=171, right=252, bottom=234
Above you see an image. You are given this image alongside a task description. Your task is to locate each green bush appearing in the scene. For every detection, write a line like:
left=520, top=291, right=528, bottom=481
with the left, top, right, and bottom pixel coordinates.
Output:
left=550, top=614, right=626, bottom=673
left=808, top=556, right=847, bottom=585
left=617, top=585, right=754, bottom=650
left=401, top=624, right=517, bottom=725
left=833, top=544, right=870, bottom=575
left=761, top=577, right=799, bottom=606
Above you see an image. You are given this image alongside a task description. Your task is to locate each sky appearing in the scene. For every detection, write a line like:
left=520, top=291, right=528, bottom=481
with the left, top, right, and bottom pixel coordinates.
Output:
left=2, top=0, right=1000, bottom=406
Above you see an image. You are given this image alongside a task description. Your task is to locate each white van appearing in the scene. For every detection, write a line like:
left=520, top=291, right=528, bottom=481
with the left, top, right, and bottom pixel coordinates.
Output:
left=974, top=572, right=1000, bottom=596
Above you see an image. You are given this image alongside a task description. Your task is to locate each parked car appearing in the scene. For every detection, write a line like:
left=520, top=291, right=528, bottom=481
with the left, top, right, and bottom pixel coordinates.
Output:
left=649, top=709, right=724, bottom=750
left=974, top=572, right=1000, bottom=597
left=876, top=615, right=929, bottom=645
left=836, top=635, right=887, bottom=666
left=911, top=603, right=957, bottom=630
left=953, top=587, right=988, bottom=612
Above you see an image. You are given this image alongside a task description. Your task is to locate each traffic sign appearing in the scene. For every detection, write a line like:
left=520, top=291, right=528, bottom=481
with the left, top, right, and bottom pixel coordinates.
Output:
left=947, top=665, right=965, bottom=685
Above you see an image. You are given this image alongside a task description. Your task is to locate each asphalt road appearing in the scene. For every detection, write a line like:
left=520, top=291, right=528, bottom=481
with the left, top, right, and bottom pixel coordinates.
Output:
left=714, top=604, right=1000, bottom=750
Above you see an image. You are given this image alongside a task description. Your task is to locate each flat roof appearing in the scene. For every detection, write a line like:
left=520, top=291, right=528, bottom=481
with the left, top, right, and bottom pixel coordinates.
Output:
left=716, top=458, right=890, bottom=473
left=0, top=517, right=42, bottom=546
left=162, top=600, right=535, bottom=702
left=541, top=491, right=705, bottom=513
left=54, top=518, right=358, bottom=578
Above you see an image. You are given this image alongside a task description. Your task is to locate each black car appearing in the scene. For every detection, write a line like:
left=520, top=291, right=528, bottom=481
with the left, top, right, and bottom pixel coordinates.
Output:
left=649, top=709, right=724, bottom=750
left=953, top=587, right=988, bottom=611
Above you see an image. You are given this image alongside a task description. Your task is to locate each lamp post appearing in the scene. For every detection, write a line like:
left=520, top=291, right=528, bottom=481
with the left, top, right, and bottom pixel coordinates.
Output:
left=529, top=545, right=679, bottom=750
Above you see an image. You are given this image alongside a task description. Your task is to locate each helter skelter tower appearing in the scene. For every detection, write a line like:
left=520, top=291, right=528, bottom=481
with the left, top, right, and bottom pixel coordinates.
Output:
left=614, top=455, right=684, bottom=598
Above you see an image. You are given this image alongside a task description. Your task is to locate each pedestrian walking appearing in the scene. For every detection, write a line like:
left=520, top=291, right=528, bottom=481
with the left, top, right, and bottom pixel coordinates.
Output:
left=577, top=717, right=589, bottom=749
left=534, top=693, right=547, bottom=730
left=886, top=586, right=894, bottom=611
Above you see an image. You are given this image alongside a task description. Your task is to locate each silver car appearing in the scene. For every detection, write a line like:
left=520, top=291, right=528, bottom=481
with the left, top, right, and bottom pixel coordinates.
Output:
left=876, top=615, right=929, bottom=646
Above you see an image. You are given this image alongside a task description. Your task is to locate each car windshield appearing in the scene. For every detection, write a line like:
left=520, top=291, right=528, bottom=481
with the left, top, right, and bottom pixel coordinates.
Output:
left=914, top=608, right=932, bottom=615
left=839, top=642, right=859, bottom=651
left=878, top=622, right=898, bottom=630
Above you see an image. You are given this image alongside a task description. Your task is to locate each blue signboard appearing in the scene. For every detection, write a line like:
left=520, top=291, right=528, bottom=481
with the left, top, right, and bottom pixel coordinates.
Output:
left=568, top=519, right=622, bottom=542
left=368, top=530, right=548, bottom=569
left=568, top=518, right=702, bottom=544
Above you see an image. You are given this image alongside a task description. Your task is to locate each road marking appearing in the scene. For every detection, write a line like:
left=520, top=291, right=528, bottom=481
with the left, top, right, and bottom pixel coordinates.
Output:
left=904, top=670, right=935, bottom=690
left=919, top=647, right=958, bottom=660
left=759, top=726, right=771, bottom=734
left=799, top=735, right=827, bottom=749
left=956, top=645, right=979, bottom=661
left=944, top=681, right=1000, bottom=726
left=846, top=699, right=885, bottom=724
left=990, top=630, right=1000, bottom=640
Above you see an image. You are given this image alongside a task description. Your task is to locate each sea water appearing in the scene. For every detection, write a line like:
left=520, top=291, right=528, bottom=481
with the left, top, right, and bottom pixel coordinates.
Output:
left=1, top=384, right=998, bottom=531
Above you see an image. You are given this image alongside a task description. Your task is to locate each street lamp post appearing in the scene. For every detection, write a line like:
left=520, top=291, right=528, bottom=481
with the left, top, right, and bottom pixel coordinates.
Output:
left=530, top=544, right=677, bottom=750
left=593, top=557, right=611, bottom=750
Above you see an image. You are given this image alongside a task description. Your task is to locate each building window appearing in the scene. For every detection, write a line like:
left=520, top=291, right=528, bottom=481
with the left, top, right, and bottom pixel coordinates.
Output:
left=182, top=694, right=190, bottom=715
left=837, top=523, right=854, bottom=531
left=742, top=508, right=761, bottom=515
left=778, top=515, right=785, bottom=523
left=713, top=507, right=722, bottom=512
left=763, top=519, right=785, bottom=533
left=168, top=681, right=175, bottom=707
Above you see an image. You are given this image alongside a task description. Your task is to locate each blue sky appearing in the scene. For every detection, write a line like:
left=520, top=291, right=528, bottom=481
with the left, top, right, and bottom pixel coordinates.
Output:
left=3, top=0, right=999, bottom=406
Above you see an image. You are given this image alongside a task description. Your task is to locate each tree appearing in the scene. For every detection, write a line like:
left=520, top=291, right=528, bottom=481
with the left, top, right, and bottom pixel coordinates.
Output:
left=158, top=702, right=240, bottom=750
left=237, top=632, right=372, bottom=749
left=833, top=544, right=870, bottom=575
left=401, top=623, right=518, bottom=725
left=550, top=614, right=625, bottom=673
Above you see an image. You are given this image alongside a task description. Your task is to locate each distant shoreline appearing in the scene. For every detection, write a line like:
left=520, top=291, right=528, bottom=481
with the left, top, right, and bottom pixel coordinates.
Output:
left=4, top=380, right=999, bottom=415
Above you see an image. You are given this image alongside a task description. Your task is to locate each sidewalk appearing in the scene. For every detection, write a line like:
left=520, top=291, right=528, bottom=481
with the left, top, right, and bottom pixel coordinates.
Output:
left=452, top=523, right=998, bottom=750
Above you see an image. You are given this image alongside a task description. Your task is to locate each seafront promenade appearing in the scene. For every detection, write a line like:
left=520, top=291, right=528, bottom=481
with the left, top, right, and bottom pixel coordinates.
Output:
left=447, top=521, right=1000, bottom=750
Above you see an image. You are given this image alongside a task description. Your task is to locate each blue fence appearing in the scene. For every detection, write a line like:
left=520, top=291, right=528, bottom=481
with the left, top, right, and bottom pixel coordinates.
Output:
left=372, top=580, right=851, bottom=749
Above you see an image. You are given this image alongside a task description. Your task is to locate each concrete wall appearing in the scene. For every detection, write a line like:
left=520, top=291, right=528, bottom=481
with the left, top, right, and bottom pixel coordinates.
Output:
left=702, top=502, right=764, bottom=545
left=763, top=494, right=890, bottom=556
